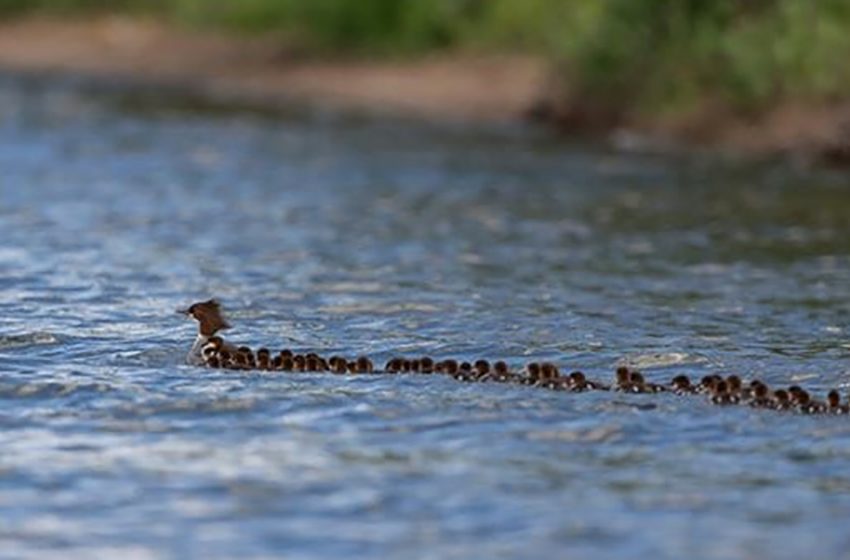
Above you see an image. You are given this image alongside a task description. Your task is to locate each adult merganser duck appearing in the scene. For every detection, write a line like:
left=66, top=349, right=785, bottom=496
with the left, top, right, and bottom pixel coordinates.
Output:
left=179, top=299, right=235, bottom=365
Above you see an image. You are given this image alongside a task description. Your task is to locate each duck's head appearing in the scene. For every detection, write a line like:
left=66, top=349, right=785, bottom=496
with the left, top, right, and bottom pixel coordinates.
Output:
left=179, top=299, right=231, bottom=336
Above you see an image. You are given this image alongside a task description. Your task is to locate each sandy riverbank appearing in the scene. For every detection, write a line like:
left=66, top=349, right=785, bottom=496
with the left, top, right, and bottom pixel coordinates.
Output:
left=0, top=16, right=847, bottom=164
left=0, top=17, right=546, bottom=124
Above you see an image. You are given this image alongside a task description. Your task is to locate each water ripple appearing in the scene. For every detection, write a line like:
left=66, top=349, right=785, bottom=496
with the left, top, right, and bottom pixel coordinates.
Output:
left=1, top=76, right=850, bottom=559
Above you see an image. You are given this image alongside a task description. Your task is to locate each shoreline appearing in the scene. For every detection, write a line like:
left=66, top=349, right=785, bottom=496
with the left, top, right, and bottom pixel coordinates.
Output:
left=0, top=16, right=848, bottom=164
left=0, top=17, right=546, bottom=125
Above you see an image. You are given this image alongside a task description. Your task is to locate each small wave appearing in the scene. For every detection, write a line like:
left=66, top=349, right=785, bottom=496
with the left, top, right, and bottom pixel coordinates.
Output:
left=617, top=352, right=710, bottom=370
left=528, top=424, right=622, bottom=443
left=114, top=397, right=260, bottom=417
left=0, top=332, right=59, bottom=350
left=0, top=380, right=116, bottom=398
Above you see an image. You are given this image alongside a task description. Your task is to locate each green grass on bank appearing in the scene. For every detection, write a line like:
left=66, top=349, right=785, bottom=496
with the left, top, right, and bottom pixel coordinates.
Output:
left=2, top=0, right=849, bottom=120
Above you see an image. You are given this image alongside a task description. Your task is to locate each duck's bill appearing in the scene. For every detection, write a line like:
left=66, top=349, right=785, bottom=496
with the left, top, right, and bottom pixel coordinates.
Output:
left=176, top=306, right=191, bottom=315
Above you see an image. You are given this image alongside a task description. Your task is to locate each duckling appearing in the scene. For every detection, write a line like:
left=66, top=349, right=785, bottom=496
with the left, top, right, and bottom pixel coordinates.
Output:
left=521, top=362, right=542, bottom=385
left=256, top=348, right=271, bottom=371
left=292, top=354, right=306, bottom=372
left=409, top=359, right=421, bottom=373
left=628, top=371, right=661, bottom=394
left=726, top=375, right=743, bottom=399
left=356, top=356, right=373, bottom=373
left=710, top=380, right=739, bottom=405
left=474, top=359, right=491, bottom=380
left=788, top=385, right=806, bottom=406
left=697, top=375, right=722, bottom=395
left=491, top=361, right=519, bottom=383
left=533, top=365, right=555, bottom=389
left=454, top=362, right=476, bottom=382
left=201, top=335, right=227, bottom=360
left=218, top=349, right=233, bottom=369
left=773, top=389, right=791, bottom=410
left=798, top=390, right=826, bottom=414
left=744, top=379, right=769, bottom=402
left=305, top=355, right=321, bottom=372
left=329, top=356, right=348, bottom=374
left=303, top=352, right=318, bottom=369
left=280, top=349, right=294, bottom=359
left=231, top=351, right=249, bottom=371
left=202, top=345, right=219, bottom=365
left=536, top=363, right=566, bottom=390
left=795, top=389, right=824, bottom=414
left=206, top=355, right=221, bottom=369
left=826, top=390, right=849, bottom=414
left=385, top=357, right=403, bottom=373
left=568, top=371, right=590, bottom=392
left=627, top=371, right=645, bottom=393
left=420, top=357, right=434, bottom=374
left=439, top=359, right=459, bottom=376
left=670, top=374, right=694, bottom=395
left=614, top=366, right=632, bottom=391
left=237, top=346, right=256, bottom=370
left=749, top=382, right=772, bottom=408
left=271, top=355, right=283, bottom=370
left=305, top=353, right=327, bottom=372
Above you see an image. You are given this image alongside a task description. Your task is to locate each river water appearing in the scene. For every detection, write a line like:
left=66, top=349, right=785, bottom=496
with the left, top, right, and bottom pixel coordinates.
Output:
left=1, top=76, right=850, bottom=559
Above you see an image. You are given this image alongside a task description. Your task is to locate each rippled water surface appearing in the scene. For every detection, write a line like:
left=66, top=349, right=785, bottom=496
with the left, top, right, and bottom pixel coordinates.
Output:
left=2, top=77, right=850, bottom=559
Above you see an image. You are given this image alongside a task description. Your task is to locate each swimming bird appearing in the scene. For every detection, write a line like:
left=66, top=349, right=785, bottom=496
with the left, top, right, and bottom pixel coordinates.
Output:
left=710, top=380, right=739, bottom=405
left=179, top=299, right=234, bottom=365
left=521, top=362, right=542, bottom=385
left=439, top=359, right=459, bottom=376
left=491, top=361, right=519, bottom=383
left=536, top=362, right=566, bottom=390
left=670, top=374, right=694, bottom=395
left=256, top=348, right=271, bottom=371
left=385, top=357, right=403, bottom=373
left=826, top=390, right=848, bottom=414
left=749, top=382, right=772, bottom=408
left=179, top=299, right=849, bottom=420
left=773, top=389, right=791, bottom=410
left=329, top=356, right=348, bottom=374
left=356, top=355, right=374, bottom=373
left=614, top=366, right=632, bottom=391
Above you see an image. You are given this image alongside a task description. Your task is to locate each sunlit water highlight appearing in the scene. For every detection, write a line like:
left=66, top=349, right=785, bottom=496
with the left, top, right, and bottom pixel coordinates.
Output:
left=2, top=76, right=850, bottom=559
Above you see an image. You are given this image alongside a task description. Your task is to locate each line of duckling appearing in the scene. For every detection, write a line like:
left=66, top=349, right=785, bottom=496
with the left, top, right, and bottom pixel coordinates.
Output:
left=198, top=335, right=849, bottom=415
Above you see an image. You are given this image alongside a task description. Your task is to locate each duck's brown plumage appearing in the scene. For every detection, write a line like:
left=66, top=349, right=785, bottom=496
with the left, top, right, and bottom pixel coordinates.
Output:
left=182, top=299, right=231, bottom=336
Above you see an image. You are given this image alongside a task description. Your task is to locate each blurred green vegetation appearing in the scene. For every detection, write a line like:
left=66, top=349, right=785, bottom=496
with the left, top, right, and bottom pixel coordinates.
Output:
left=2, top=0, right=849, bottom=119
